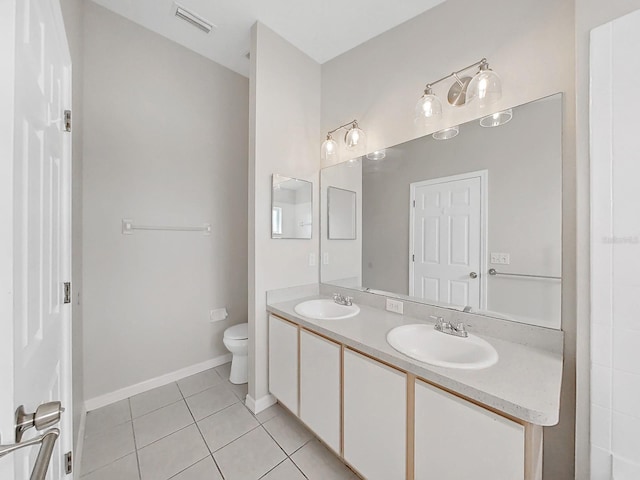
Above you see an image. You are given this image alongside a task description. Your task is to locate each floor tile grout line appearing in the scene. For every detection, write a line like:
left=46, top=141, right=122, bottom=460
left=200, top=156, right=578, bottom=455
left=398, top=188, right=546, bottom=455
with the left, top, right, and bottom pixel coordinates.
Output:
left=193, top=398, right=241, bottom=424
left=183, top=382, right=228, bottom=480
left=260, top=423, right=292, bottom=460
left=128, top=398, right=143, bottom=480
left=257, top=458, right=290, bottom=479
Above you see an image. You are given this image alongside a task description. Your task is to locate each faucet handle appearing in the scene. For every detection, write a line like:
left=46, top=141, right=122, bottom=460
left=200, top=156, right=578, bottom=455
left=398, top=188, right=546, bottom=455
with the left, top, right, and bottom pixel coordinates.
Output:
left=430, top=315, right=446, bottom=330
left=454, top=322, right=468, bottom=337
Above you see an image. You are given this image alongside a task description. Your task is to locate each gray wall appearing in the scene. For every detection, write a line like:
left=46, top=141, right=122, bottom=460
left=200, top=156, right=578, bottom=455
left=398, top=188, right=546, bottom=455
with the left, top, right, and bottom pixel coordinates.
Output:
left=362, top=96, right=562, bottom=328
left=59, top=0, right=84, bottom=452
left=321, top=0, right=576, bottom=476
left=82, top=3, right=249, bottom=400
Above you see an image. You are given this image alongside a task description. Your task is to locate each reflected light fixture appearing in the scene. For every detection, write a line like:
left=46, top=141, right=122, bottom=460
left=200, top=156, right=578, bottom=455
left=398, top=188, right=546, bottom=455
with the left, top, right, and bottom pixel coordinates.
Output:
left=432, top=126, right=459, bottom=140
left=366, top=149, right=386, bottom=161
left=479, top=108, right=513, bottom=127
left=415, top=58, right=502, bottom=125
left=321, top=120, right=367, bottom=161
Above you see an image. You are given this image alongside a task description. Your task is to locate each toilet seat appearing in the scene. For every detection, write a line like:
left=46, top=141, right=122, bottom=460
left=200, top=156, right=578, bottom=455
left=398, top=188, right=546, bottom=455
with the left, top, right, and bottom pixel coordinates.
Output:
left=224, top=323, right=248, bottom=340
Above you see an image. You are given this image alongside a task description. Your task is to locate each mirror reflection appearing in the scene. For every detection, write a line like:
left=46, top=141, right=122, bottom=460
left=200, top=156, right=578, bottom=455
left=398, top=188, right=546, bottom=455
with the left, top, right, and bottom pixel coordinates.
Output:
left=328, top=187, right=357, bottom=240
left=272, top=174, right=312, bottom=239
left=321, top=94, right=562, bottom=329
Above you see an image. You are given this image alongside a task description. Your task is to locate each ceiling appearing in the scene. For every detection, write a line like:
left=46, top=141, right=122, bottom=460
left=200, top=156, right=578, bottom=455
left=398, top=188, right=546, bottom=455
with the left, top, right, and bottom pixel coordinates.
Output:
left=89, top=0, right=446, bottom=77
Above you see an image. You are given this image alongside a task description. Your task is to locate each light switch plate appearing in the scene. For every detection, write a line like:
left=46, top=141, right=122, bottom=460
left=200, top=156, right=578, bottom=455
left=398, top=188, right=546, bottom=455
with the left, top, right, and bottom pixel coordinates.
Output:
left=386, top=298, right=404, bottom=314
left=308, top=253, right=316, bottom=266
left=490, top=253, right=511, bottom=265
left=323, top=252, right=329, bottom=265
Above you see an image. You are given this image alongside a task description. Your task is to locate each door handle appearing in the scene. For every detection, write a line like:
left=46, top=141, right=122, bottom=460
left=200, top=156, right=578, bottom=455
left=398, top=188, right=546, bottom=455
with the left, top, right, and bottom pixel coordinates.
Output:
left=0, top=428, right=59, bottom=480
left=469, top=272, right=478, bottom=279
left=16, top=401, right=64, bottom=442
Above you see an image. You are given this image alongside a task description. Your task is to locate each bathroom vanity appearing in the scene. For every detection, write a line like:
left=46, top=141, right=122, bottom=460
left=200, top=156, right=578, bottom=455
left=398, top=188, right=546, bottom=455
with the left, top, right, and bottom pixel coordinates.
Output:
left=266, top=295, right=562, bottom=480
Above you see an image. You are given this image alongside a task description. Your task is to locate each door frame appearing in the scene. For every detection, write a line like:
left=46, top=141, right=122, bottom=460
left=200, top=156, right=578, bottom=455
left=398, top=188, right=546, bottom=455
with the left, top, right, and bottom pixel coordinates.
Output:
left=0, top=3, right=17, bottom=478
left=409, top=170, right=488, bottom=310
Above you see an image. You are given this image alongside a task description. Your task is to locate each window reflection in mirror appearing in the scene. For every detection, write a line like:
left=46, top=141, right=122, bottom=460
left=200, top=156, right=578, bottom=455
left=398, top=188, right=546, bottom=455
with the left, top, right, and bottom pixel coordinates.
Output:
left=320, top=94, right=563, bottom=329
left=272, top=174, right=312, bottom=239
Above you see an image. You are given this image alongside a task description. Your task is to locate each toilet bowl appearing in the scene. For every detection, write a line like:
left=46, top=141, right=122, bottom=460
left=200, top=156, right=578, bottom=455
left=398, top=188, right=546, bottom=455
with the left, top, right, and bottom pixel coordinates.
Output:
left=223, top=323, right=248, bottom=385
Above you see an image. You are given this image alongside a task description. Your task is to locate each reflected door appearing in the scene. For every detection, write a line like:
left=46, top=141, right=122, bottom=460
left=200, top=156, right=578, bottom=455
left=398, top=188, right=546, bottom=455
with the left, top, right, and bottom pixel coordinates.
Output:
left=410, top=173, right=484, bottom=308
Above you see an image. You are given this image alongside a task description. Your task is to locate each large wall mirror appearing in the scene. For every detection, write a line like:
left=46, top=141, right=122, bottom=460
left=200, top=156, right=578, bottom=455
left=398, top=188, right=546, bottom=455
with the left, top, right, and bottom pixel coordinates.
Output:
left=272, top=174, right=313, bottom=239
left=320, top=94, right=562, bottom=329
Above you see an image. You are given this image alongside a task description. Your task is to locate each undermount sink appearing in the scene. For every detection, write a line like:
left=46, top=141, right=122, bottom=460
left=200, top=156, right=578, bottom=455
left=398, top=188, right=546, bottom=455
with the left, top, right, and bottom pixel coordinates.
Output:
left=386, top=324, right=498, bottom=370
left=294, top=299, right=360, bottom=320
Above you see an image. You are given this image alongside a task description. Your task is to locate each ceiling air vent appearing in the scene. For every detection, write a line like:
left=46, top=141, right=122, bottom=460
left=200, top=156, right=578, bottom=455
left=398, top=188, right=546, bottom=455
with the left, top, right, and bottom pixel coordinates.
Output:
left=175, top=5, right=213, bottom=34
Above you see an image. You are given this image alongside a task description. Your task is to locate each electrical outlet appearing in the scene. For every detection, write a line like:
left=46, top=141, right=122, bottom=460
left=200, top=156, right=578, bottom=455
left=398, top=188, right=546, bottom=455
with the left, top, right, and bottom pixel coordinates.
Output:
left=386, top=298, right=404, bottom=314
left=490, top=253, right=511, bottom=265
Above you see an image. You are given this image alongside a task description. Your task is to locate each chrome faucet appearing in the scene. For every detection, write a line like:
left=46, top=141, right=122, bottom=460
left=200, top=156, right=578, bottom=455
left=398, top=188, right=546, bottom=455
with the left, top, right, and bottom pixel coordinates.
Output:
left=333, top=293, right=353, bottom=306
left=431, top=316, right=468, bottom=338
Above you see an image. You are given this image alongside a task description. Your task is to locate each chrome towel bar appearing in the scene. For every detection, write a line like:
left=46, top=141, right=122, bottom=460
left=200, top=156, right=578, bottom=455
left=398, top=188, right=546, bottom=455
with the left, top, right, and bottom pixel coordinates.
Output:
left=122, top=219, right=211, bottom=235
left=488, top=268, right=560, bottom=280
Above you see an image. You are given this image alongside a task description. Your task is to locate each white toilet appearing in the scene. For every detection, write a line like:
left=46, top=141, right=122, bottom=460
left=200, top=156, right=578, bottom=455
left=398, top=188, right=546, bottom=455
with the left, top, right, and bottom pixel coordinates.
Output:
left=222, top=323, right=248, bottom=384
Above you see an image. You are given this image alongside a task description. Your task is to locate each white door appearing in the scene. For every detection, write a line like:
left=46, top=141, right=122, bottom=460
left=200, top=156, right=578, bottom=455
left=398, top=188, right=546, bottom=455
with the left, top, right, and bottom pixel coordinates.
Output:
left=410, top=172, right=486, bottom=309
left=0, top=0, right=73, bottom=479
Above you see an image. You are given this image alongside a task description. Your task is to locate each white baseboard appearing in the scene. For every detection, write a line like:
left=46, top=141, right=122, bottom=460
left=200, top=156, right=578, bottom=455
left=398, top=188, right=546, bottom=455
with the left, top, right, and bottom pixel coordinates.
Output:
left=74, top=405, right=87, bottom=477
left=84, top=354, right=232, bottom=412
left=246, top=393, right=277, bottom=414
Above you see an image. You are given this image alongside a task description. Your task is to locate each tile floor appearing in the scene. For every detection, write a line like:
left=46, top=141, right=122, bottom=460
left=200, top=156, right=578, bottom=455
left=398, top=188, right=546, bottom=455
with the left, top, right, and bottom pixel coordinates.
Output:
left=80, top=362, right=359, bottom=480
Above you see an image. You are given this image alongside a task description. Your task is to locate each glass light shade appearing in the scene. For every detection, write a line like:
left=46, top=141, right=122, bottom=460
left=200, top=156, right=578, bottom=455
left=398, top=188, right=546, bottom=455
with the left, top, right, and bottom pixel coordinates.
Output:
left=321, top=137, right=338, bottom=161
left=467, top=68, right=502, bottom=107
left=414, top=93, right=442, bottom=124
left=344, top=125, right=367, bottom=155
left=366, top=149, right=386, bottom=161
left=479, top=109, right=513, bottom=127
left=432, top=125, right=459, bottom=140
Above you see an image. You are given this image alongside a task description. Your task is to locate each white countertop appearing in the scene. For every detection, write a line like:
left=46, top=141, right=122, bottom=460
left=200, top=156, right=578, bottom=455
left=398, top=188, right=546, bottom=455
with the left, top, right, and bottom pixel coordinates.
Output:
left=267, top=295, right=563, bottom=426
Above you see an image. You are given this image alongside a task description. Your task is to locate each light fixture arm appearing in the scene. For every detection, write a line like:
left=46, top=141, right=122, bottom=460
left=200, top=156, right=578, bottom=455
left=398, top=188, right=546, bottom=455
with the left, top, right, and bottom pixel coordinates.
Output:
left=422, top=58, right=488, bottom=90
left=326, top=119, right=359, bottom=137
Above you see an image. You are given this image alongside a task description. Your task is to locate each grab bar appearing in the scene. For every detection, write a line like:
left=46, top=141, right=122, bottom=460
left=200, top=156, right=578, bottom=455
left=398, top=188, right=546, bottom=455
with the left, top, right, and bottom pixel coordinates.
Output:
left=488, top=268, right=560, bottom=280
left=0, top=428, right=60, bottom=480
left=122, top=219, right=211, bottom=235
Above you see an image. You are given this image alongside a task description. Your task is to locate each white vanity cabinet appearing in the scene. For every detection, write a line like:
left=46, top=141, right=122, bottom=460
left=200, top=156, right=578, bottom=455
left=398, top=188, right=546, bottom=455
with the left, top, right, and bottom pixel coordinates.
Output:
left=414, top=379, right=525, bottom=480
left=299, top=330, right=341, bottom=453
left=268, top=314, right=299, bottom=414
left=343, top=349, right=407, bottom=480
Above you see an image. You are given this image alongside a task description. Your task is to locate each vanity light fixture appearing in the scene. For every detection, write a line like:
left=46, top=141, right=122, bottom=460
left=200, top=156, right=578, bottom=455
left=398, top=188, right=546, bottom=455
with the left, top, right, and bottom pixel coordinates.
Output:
left=321, top=120, right=367, bottom=161
left=479, top=108, right=513, bottom=127
left=415, top=58, right=502, bottom=124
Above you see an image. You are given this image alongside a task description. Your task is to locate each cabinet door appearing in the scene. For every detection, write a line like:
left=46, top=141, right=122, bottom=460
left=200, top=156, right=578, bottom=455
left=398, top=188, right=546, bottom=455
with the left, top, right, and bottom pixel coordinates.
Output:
left=268, top=315, right=298, bottom=414
left=300, top=330, right=341, bottom=453
left=343, top=349, right=406, bottom=480
left=415, top=379, right=525, bottom=480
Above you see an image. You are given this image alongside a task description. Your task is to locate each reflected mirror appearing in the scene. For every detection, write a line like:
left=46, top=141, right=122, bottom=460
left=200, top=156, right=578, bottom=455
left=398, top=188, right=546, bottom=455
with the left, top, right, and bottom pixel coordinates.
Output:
left=272, top=174, right=312, bottom=239
left=328, top=187, right=357, bottom=240
left=321, top=94, right=562, bottom=329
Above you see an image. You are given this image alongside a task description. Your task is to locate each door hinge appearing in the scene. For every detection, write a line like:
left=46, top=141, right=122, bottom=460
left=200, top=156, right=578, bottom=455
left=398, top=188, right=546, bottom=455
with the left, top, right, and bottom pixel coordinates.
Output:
left=63, top=282, right=71, bottom=304
left=412, top=200, right=415, bottom=207
left=64, top=110, right=71, bottom=132
left=412, top=254, right=415, bottom=262
left=65, top=451, right=72, bottom=474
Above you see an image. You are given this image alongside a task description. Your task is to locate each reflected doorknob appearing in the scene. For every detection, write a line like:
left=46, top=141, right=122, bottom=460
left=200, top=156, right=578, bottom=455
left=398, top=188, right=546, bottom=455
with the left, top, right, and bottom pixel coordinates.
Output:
left=469, top=272, right=478, bottom=279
